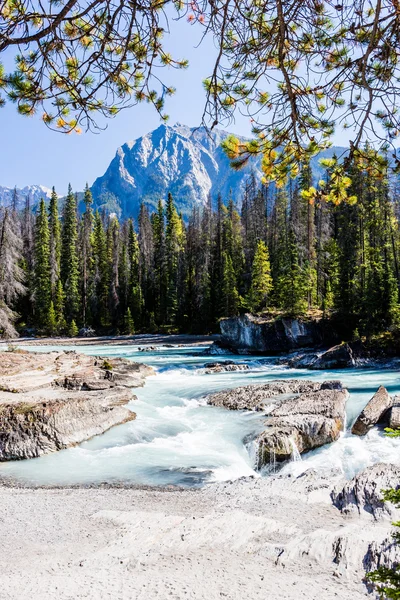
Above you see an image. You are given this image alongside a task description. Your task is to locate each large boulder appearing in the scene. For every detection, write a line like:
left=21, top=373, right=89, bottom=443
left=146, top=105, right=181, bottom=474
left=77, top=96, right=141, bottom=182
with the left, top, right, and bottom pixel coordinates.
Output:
left=310, top=343, right=355, bottom=370
left=331, top=463, right=400, bottom=520
left=256, top=388, right=348, bottom=466
left=351, top=386, right=392, bottom=436
left=207, top=379, right=342, bottom=411
left=219, top=314, right=335, bottom=354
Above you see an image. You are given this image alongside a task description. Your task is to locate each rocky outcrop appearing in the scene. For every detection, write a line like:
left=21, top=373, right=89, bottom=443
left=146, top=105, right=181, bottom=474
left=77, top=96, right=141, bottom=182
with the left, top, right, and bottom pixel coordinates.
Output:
left=207, top=379, right=342, bottom=411
left=351, top=387, right=392, bottom=436
left=219, top=313, right=334, bottom=354
left=332, top=463, right=400, bottom=520
left=389, top=401, right=400, bottom=429
left=204, top=361, right=249, bottom=374
left=0, top=351, right=154, bottom=460
left=256, top=388, right=348, bottom=465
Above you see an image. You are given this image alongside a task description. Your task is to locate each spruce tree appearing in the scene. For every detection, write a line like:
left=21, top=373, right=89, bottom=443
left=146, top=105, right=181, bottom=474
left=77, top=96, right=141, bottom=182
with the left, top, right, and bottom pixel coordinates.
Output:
left=127, top=219, right=142, bottom=326
left=222, top=252, right=240, bottom=316
left=33, top=198, right=51, bottom=328
left=248, top=240, right=273, bottom=312
left=165, top=193, right=184, bottom=325
left=80, top=184, right=94, bottom=326
left=48, top=186, right=61, bottom=299
left=91, top=211, right=109, bottom=326
left=61, top=185, right=80, bottom=322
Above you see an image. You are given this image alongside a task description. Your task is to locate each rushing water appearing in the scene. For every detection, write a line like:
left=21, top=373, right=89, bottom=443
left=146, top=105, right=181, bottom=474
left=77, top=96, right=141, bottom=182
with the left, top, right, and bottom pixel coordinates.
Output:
left=1, top=343, right=400, bottom=487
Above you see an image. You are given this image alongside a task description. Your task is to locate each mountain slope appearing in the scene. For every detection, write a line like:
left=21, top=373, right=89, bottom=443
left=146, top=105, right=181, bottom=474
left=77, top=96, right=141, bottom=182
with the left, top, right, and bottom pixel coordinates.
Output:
left=0, top=185, right=52, bottom=210
left=91, top=123, right=264, bottom=218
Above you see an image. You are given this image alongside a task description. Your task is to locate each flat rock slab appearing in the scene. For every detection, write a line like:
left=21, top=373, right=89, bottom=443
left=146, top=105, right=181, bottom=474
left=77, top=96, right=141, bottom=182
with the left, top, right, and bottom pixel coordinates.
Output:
left=351, top=386, right=392, bottom=436
left=0, top=350, right=154, bottom=460
left=207, top=379, right=342, bottom=411
left=256, top=389, right=349, bottom=465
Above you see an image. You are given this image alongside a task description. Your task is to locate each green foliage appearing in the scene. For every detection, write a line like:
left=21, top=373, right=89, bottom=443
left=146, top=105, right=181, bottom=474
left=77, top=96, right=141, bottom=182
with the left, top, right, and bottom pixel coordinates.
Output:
left=33, top=198, right=51, bottom=327
left=61, top=185, right=80, bottom=322
left=68, top=319, right=79, bottom=338
left=248, top=240, right=273, bottom=312
left=123, top=307, right=135, bottom=335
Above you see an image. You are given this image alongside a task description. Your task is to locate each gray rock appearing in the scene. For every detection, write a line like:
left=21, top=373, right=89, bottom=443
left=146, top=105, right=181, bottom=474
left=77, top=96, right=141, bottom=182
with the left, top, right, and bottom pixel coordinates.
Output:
left=207, top=379, right=343, bottom=411
left=310, top=343, right=355, bottom=370
left=351, top=386, right=393, bottom=436
left=0, top=351, right=154, bottom=460
left=256, top=389, right=348, bottom=465
left=389, top=402, right=400, bottom=429
left=331, top=463, right=400, bottom=519
left=219, top=313, right=326, bottom=353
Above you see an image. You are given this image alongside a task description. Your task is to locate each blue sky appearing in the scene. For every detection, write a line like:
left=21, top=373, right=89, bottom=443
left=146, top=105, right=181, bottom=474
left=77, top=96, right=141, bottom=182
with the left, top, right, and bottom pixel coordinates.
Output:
left=0, top=15, right=351, bottom=194
left=0, top=17, right=254, bottom=194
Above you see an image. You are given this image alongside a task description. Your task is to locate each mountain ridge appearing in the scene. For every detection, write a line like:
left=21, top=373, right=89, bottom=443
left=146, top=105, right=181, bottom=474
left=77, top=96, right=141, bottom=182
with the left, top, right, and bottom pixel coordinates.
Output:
left=1, top=124, right=349, bottom=218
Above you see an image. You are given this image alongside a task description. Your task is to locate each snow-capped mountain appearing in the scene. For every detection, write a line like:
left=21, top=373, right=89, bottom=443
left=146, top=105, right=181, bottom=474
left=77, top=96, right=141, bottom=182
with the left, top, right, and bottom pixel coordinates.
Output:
left=91, top=123, right=263, bottom=218
left=0, top=184, right=52, bottom=210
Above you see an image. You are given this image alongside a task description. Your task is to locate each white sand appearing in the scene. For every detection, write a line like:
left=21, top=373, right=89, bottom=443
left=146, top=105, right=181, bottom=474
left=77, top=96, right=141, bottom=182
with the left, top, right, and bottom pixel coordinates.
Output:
left=0, top=472, right=385, bottom=600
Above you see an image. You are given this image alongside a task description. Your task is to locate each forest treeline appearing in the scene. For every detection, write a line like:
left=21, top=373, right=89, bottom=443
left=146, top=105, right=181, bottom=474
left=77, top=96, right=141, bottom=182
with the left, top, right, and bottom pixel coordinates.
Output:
left=0, top=161, right=400, bottom=338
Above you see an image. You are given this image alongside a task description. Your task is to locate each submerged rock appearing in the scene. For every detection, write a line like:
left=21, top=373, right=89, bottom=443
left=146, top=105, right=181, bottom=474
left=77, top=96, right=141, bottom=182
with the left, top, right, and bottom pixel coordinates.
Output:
left=256, top=389, right=348, bottom=465
left=204, top=361, right=250, bottom=374
left=351, top=386, right=392, bottom=436
left=332, top=463, right=400, bottom=520
left=0, top=351, right=154, bottom=460
left=207, top=379, right=342, bottom=411
left=202, top=342, right=234, bottom=356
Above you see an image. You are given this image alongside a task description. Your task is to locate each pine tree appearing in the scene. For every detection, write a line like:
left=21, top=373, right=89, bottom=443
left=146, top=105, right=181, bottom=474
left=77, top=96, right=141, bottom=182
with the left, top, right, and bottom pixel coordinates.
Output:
left=152, top=200, right=167, bottom=324
left=91, top=211, right=109, bottom=326
left=248, top=240, right=273, bottom=312
left=48, top=187, right=61, bottom=299
left=33, top=198, right=51, bottom=328
left=127, top=219, right=142, bottom=326
left=165, top=193, right=184, bottom=325
left=124, top=307, right=135, bottom=334
left=61, top=185, right=80, bottom=322
left=80, top=183, right=94, bottom=326
left=222, top=252, right=240, bottom=316
left=54, top=279, right=66, bottom=332
left=47, top=301, right=57, bottom=335
left=68, top=319, right=79, bottom=337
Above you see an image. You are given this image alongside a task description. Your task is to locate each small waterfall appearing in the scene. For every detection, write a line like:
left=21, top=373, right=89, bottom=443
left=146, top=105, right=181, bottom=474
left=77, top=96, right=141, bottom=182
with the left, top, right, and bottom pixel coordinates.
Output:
left=269, top=448, right=277, bottom=473
left=289, top=437, right=302, bottom=462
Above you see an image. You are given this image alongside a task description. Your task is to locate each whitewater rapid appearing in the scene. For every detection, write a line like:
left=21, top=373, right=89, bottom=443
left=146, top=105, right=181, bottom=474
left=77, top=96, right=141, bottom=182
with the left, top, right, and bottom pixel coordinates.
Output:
left=1, top=343, right=399, bottom=486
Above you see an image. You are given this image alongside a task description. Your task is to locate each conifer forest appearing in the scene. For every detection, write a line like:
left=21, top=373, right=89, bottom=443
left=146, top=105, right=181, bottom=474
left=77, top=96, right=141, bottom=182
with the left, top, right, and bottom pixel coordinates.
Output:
left=1, top=161, right=400, bottom=339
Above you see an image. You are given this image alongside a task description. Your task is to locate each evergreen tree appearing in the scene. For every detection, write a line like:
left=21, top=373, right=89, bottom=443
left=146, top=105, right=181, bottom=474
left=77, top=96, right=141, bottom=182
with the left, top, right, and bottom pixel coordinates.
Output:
left=91, top=211, right=109, bottom=327
left=248, top=240, right=273, bottom=312
left=80, top=184, right=94, bottom=326
left=123, top=307, right=135, bottom=334
left=165, top=193, right=184, bottom=325
left=33, top=198, right=51, bottom=328
left=48, top=187, right=61, bottom=299
left=221, top=252, right=240, bottom=316
left=61, top=185, right=80, bottom=322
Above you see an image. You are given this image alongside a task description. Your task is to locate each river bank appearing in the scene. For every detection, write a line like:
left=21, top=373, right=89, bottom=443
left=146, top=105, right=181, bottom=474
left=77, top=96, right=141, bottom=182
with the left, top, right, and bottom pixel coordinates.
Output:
left=1, top=468, right=396, bottom=600
left=1, top=333, right=218, bottom=347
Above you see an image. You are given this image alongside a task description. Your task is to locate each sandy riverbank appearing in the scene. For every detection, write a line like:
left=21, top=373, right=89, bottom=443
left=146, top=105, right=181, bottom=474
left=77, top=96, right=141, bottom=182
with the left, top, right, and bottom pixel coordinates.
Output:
left=0, top=333, right=218, bottom=347
left=1, top=470, right=393, bottom=600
